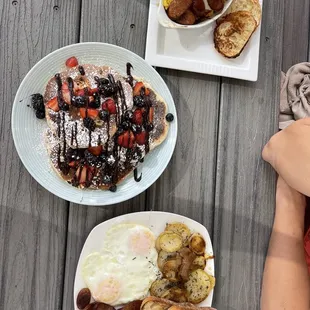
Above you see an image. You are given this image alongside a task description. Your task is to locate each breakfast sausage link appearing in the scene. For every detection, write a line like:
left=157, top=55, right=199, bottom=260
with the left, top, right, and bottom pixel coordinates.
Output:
left=167, top=0, right=193, bottom=20
left=207, top=0, right=224, bottom=11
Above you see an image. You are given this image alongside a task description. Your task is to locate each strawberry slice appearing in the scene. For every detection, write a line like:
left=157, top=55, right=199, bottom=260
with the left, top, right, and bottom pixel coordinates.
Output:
left=47, top=97, right=59, bottom=112
left=102, top=98, right=117, bottom=114
left=133, top=82, right=150, bottom=97
left=89, top=88, right=99, bottom=95
left=135, top=131, right=148, bottom=145
left=117, top=130, right=135, bottom=148
left=69, top=161, right=78, bottom=167
left=75, top=89, right=86, bottom=96
left=88, top=145, right=103, bottom=156
left=79, top=108, right=99, bottom=119
left=61, top=83, right=71, bottom=104
left=65, top=56, right=79, bottom=68
left=132, top=109, right=143, bottom=125
left=148, top=107, right=154, bottom=123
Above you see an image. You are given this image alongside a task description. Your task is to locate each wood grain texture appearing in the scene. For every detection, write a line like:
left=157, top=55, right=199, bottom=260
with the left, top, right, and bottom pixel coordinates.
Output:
left=146, top=70, right=220, bottom=236
left=212, top=1, right=285, bottom=309
left=282, top=0, right=310, bottom=71
left=0, top=1, right=81, bottom=309
left=62, top=1, right=150, bottom=308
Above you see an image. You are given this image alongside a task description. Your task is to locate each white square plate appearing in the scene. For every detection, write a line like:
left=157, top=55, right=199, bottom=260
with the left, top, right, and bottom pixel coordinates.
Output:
left=145, top=0, right=263, bottom=81
left=74, top=211, right=215, bottom=309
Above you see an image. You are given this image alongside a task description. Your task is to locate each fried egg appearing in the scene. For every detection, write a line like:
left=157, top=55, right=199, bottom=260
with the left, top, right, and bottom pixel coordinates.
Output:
left=82, top=224, right=160, bottom=306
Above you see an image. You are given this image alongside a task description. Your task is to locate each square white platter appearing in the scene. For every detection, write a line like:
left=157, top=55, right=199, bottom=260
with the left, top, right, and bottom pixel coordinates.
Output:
left=74, top=211, right=215, bottom=309
left=145, top=0, right=263, bottom=81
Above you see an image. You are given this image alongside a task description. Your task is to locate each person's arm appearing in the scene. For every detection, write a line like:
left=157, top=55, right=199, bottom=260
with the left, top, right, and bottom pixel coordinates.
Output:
left=261, top=176, right=310, bottom=310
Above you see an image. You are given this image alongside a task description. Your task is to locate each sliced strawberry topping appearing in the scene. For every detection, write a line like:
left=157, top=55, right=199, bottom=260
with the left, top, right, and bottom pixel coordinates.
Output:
left=117, top=130, right=135, bottom=148
left=102, top=98, right=117, bottom=114
left=47, top=97, right=59, bottom=112
left=75, top=89, right=85, bottom=96
left=148, top=107, right=154, bottom=123
left=65, top=56, right=79, bottom=68
left=135, top=131, right=148, bottom=145
left=69, top=161, right=78, bottom=167
left=133, top=82, right=150, bottom=97
left=79, top=108, right=99, bottom=119
left=132, top=109, right=143, bottom=125
left=88, top=145, right=103, bottom=156
left=89, top=88, right=99, bottom=95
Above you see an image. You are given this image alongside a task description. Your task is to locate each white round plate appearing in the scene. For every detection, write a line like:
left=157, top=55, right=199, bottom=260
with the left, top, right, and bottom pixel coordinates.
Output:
left=74, top=211, right=215, bottom=309
left=12, top=43, right=177, bottom=206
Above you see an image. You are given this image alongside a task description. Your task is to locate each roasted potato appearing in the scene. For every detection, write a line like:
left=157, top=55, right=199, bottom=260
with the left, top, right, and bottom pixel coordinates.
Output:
left=167, top=0, right=193, bottom=20
left=158, top=250, right=177, bottom=269
left=189, top=233, right=206, bottom=255
left=141, top=300, right=168, bottom=310
left=184, top=269, right=215, bottom=304
left=150, top=278, right=174, bottom=298
left=207, top=0, right=224, bottom=11
left=162, top=257, right=182, bottom=280
left=156, top=231, right=174, bottom=252
left=160, top=232, right=183, bottom=252
left=165, top=223, right=191, bottom=247
left=162, top=287, right=188, bottom=303
left=191, top=255, right=206, bottom=270
left=177, top=10, right=196, bottom=25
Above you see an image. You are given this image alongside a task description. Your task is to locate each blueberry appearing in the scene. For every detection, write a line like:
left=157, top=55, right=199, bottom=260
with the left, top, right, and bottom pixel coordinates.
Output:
left=133, top=96, right=144, bottom=108
left=99, top=153, right=107, bottom=163
left=103, top=175, right=112, bottom=184
left=145, top=123, right=154, bottom=132
left=35, top=109, right=45, bottom=119
left=121, top=121, right=130, bottom=130
left=31, top=93, right=44, bottom=111
left=99, top=110, right=109, bottom=121
left=166, top=113, right=174, bottom=122
left=124, top=110, right=133, bottom=121
left=72, top=96, right=86, bottom=108
left=89, top=96, right=100, bottom=109
left=131, top=124, right=142, bottom=134
left=109, top=184, right=117, bottom=192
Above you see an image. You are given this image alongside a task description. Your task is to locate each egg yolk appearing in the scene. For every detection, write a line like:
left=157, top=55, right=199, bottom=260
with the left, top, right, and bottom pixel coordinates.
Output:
left=92, top=277, right=121, bottom=304
left=129, top=230, right=154, bottom=255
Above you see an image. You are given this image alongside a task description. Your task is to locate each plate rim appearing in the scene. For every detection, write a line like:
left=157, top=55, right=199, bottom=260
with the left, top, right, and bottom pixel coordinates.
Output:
left=145, top=0, right=263, bottom=81
left=73, top=211, right=215, bottom=309
left=11, top=42, right=178, bottom=206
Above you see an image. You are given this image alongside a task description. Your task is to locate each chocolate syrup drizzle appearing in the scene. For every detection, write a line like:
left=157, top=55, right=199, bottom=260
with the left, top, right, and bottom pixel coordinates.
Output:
left=78, top=66, right=85, bottom=76
left=52, top=63, right=158, bottom=190
left=126, top=62, right=134, bottom=86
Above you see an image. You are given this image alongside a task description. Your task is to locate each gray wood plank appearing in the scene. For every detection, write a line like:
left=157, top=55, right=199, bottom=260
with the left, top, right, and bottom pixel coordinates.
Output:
left=0, top=1, right=81, bottom=309
left=62, top=1, right=150, bottom=308
left=213, top=1, right=286, bottom=309
left=282, top=0, right=310, bottom=71
left=146, top=69, right=220, bottom=236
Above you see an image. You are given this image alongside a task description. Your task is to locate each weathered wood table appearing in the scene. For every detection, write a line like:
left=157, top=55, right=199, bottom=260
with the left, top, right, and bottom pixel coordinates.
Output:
left=1, top=1, right=309, bottom=309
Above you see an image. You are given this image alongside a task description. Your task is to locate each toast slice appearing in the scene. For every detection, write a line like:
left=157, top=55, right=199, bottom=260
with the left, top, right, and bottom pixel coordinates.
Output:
left=214, top=11, right=257, bottom=58
left=217, top=0, right=262, bottom=25
left=141, top=297, right=216, bottom=310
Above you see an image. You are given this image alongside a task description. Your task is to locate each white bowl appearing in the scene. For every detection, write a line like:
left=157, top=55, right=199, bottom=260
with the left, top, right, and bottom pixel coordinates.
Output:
left=157, top=0, right=233, bottom=29
left=12, top=43, right=177, bottom=206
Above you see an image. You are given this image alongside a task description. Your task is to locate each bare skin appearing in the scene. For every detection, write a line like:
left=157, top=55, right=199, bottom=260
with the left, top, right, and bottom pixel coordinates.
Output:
left=263, top=118, right=310, bottom=196
left=261, top=176, right=310, bottom=310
